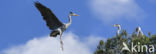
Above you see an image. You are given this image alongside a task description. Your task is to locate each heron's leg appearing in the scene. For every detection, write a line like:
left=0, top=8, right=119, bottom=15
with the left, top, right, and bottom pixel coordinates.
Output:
left=60, top=33, right=64, bottom=51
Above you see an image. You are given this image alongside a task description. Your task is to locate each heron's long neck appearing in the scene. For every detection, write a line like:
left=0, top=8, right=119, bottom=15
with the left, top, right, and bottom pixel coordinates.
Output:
left=65, top=15, right=72, bottom=28
left=117, top=26, right=121, bottom=35
left=118, top=26, right=121, bottom=32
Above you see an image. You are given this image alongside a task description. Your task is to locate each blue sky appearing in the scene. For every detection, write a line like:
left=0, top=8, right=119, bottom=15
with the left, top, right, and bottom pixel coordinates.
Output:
left=0, top=0, right=156, bottom=53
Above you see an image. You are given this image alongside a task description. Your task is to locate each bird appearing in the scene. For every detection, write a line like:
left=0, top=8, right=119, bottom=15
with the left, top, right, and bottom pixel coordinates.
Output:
left=135, top=26, right=144, bottom=37
left=113, top=24, right=121, bottom=36
left=34, top=2, right=79, bottom=51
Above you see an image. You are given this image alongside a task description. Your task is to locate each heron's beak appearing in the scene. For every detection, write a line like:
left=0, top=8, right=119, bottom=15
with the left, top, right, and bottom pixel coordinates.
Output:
left=75, top=14, right=79, bottom=16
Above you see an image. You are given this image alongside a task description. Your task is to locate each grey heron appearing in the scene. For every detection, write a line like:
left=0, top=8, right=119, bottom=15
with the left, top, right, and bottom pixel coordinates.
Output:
left=113, top=24, right=121, bottom=36
left=136, top=26, right=144, bottom=37
left=35, top=2, right=79, bottom=51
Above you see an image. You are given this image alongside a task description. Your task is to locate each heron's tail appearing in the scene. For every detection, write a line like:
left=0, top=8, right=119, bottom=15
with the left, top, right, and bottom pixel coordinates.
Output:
left=50, top=31, right=59, bottom=37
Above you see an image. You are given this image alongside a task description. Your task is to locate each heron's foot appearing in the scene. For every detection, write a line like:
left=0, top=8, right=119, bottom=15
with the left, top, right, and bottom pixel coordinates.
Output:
left=61, top=47, right=64, bottom=51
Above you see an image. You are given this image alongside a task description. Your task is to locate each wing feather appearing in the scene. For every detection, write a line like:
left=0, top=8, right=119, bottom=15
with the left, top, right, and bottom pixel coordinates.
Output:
left=35, top=2, right=63, bottom=30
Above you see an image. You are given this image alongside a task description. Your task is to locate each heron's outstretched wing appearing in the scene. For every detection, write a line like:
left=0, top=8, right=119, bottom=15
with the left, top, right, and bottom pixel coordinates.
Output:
left=35, top=2, right=63, bottom=30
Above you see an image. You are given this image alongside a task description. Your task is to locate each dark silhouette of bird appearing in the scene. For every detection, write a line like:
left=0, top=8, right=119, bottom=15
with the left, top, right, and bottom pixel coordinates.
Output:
left=34, top=2, right=79, bottom=51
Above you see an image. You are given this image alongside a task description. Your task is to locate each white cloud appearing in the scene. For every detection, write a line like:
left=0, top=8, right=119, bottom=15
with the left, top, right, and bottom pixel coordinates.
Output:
left=83, top=35, right=106, bottom=50
left=1, top=32, right=105, bottom=54
left=89, top=0, right=145, bottom=23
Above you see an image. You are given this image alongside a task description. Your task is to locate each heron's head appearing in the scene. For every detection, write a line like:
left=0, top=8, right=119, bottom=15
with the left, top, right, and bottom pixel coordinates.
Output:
left=70, top=12, right=79, bottom=16
left=113, top=24, right=120, bottom=27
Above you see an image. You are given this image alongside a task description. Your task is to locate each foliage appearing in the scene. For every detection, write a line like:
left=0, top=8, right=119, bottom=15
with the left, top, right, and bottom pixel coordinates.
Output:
left=94, top=29, right=156, bottom=54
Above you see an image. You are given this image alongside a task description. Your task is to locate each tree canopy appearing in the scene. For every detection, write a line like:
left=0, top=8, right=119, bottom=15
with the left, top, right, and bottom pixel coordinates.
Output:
left=94, top=30, right=156, bottom=54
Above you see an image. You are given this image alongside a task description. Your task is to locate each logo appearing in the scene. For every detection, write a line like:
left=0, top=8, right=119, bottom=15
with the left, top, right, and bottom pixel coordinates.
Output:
left=121, top=42, right=155, bottom=53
